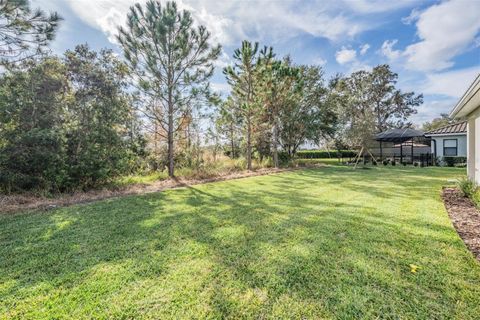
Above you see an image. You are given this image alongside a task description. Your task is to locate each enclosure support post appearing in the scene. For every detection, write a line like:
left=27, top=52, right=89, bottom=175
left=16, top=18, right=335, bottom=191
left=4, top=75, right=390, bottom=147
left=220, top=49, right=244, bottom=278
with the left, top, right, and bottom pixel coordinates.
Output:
left=379, top=141, right=383, bottom=161
left=411, top=139, right=414, bottom=164
left=400, top=143, right=403, bottom=164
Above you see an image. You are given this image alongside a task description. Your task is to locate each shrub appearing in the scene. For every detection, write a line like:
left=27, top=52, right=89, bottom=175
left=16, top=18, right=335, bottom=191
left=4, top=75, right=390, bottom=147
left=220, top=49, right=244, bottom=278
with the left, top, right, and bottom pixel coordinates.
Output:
left=260, top=157, right=274, bottom=168
left=442, top=156, right=467, bottom=167
left=278, top=151, right=292, bottom=164
left=233, top=158, right=247, bottom=170
left=382, top=160, right=389, bottom=166
left=414, top=162, right=419, bottom=167
left=457, top=177, right=478, bottom=198
left=391, top=161, right=396, bottom=166
left=296, top=150, right=357, bottom=159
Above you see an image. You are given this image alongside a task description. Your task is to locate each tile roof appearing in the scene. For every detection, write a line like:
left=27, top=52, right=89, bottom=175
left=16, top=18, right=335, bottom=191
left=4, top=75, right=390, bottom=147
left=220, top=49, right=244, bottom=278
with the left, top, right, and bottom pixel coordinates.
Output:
left=425, top=121, right=467, bottom=135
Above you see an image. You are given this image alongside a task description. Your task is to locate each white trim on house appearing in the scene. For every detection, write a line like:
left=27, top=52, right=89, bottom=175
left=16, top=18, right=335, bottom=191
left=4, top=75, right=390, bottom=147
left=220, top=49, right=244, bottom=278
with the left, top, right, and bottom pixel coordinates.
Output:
left=450, top=74, right=480, bottom=118
left=450, top=73, right=480, bottom=184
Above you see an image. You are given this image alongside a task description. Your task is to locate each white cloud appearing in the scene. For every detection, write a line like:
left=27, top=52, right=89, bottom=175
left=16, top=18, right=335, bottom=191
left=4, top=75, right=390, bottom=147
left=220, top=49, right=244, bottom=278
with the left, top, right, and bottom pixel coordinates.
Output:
left=411, top=99, right=457, bottom=124
left=344, top=0, right=417, bottom=14
left=380, top=39, right=401, bottom=60
left=422, top=66, right=480, bottom=98
left=213, top=50, right=233, bottom=69
left=334, top=46, right=371, bottom=72
left=335, top=47, right=357, bottom=65
left=96, top=7, right=124, bottom=43
left=67, top=0, right=139, bottom=43
left=401, top=8, right=421, bottom=25
left=348, top=61, right=372, bottom=73
left=404, top=0, right=480, bottom=71
left=195, top=7, right=233, bottom=44
left=60, top=0, right=417, bottom=48
left=312, top=57, right=327, bottom=66
left=211, top=82, right=230, bottom=95
left=359, top=43, right=370, bottom=55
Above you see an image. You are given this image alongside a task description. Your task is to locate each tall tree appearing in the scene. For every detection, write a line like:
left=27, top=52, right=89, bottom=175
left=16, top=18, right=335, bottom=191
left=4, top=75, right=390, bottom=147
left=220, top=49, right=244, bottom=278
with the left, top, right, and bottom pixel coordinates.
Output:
left=334, top=65, right=422, bottom=158
left=0, top=0, right=62, bottom=65
left=224, top=41, right=260, bottom=170
left=256, top=53, right=307, bottom=166
left=117, top=0, right=220, bottom=177
left=422, top=113, right=454, bottom=132
left=354, top=65, right=422, bottom=132
left=278, top=65, right=337, bottom=156
left=216, top=97, right=241, bottom=159
left=0, top=57, right=68, bottom=192
left=63, top=44, right=135, bottom=188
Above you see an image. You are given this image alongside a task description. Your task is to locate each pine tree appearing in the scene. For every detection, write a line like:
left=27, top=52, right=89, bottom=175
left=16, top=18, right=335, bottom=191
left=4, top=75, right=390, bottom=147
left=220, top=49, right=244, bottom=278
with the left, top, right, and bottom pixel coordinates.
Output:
left=117, top=1, right=220, bottom=177
left=224, top=41, right=260, bottom=170
left=0, top=0, right=62, bottom=65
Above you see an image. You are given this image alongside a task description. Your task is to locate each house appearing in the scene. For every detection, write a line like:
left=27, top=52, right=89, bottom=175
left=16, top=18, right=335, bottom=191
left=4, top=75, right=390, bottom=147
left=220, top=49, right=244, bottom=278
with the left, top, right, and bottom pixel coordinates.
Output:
left=450, top=73, right=480, bottom=184
left=424, top=121, right=467, bottom=159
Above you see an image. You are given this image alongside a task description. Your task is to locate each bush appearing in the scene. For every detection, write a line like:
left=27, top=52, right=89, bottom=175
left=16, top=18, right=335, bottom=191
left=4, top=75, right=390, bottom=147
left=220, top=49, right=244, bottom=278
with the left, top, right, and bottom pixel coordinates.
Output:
left=382, top=160, right=389, bottom=166
left=443, top=156, right=467, bottom=167
left=233, top=158, right=247, bottom=170
left=391, top=161, right=396, bottom=166
left=457, top=177, right=478, bottom=198
left=296, top=150, right=357, bottom=159
left=278, top=151, right=292, bottom=164
left=260, top=157, right=274, bottom=168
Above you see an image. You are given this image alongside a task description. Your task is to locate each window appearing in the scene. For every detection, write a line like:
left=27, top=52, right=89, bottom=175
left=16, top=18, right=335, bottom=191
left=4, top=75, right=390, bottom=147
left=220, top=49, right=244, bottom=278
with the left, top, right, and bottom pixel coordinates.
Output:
left=443, top=139, right=457, bottom=156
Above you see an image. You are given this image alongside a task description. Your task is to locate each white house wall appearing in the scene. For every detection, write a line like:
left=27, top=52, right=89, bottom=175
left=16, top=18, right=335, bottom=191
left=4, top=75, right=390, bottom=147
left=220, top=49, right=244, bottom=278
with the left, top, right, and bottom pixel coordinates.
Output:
left=429, top=135, right=467, bottom=157
left=467, top=107, right=480, bottom=183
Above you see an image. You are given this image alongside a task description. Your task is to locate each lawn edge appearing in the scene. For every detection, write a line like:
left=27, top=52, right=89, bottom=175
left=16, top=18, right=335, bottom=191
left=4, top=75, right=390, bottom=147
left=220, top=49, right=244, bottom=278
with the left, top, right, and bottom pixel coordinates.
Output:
left=0, top=166, right=314, bottom=215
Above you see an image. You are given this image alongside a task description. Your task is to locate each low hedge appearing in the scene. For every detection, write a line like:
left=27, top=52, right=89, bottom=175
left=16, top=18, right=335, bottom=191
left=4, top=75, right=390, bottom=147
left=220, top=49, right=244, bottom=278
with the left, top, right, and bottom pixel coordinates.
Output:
left=296, top=150, right=357, bottom=159
left=442, top=156, right=467, bottom=167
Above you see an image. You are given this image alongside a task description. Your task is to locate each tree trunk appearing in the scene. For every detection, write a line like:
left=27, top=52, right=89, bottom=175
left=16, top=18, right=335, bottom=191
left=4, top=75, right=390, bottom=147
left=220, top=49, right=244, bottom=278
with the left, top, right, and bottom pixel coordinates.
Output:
left=273, top=120, right=279, bottom=168
left=167, top=98, right=174, bottom=177
left=230, top=124, right=235, bottom=159
left=246, top=117, right=252, bottom=170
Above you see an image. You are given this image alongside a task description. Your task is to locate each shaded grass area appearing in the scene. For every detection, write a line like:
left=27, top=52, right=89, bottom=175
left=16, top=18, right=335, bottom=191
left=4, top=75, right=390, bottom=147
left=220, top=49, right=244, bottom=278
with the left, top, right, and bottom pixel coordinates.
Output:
left=1, top=166, right=479, bottom=319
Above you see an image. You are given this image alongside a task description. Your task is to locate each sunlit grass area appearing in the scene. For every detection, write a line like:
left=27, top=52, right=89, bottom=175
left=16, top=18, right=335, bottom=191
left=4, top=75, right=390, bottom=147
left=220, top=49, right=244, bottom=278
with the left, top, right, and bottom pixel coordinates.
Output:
left=1, top=166, right=479, bottom=319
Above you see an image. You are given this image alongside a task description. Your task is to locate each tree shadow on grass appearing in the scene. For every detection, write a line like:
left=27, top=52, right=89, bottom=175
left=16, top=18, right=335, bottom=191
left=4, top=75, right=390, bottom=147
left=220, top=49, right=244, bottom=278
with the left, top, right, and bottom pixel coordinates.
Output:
left=1, top=167, right=479, bottom=318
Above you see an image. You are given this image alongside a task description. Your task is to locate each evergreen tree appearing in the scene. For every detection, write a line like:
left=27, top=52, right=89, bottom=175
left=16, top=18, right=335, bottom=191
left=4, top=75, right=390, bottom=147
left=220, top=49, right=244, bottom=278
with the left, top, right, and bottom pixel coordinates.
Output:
left=63, top=44, right=135, bottom=188
left=224, top=41, right=260, bottom=170
left=0, top=0, right=62, bottom=65
left=117, top=0, right=220, bottom=177
left=0, top=57, right=68, bottom=191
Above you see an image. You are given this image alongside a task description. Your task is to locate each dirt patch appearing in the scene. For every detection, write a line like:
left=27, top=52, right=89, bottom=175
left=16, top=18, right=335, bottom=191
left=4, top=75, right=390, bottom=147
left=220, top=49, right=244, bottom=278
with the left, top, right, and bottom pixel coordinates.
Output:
left=442, top=187, right=480, bottom=261
left=0, top=167, right=310, bottom=215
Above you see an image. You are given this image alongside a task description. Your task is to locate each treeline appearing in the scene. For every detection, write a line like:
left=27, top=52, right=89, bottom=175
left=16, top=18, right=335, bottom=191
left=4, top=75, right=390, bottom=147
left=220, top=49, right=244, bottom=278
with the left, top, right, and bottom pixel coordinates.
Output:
left=0, top=0, right=423, bottom=193
left=219, top=43, right=337, bottom=169
left=0, top=46, right=145, bottom=192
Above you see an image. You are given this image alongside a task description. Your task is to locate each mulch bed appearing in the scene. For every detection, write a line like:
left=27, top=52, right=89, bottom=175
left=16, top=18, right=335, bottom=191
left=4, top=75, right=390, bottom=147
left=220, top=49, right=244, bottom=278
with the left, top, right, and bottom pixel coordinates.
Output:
left=442, top=187, right=480, bottom=261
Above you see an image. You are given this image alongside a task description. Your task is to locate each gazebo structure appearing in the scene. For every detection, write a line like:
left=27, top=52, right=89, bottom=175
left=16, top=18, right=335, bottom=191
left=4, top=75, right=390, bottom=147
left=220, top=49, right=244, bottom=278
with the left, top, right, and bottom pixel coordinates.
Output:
left=374, top=128, right=433, bottom=165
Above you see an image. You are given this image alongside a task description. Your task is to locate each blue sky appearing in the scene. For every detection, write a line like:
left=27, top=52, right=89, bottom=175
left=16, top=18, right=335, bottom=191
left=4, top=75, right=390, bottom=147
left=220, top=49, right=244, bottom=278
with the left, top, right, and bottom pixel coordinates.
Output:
left=32, top=0, right=480, bottom=125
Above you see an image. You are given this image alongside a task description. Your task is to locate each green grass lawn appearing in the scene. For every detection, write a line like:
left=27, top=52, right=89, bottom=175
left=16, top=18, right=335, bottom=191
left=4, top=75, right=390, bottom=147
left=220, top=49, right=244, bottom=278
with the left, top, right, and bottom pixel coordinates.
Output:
left=1, top=166, right=480, bottom=319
